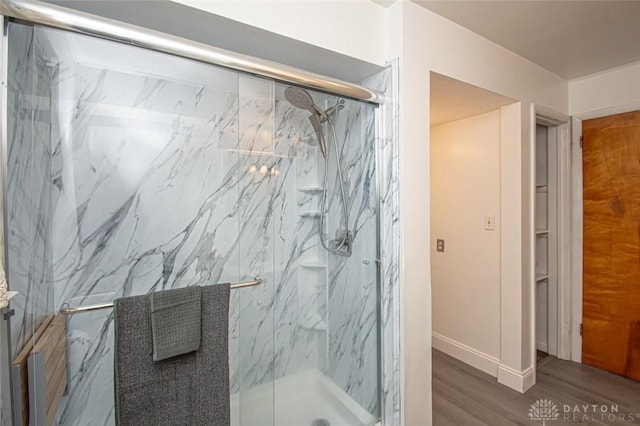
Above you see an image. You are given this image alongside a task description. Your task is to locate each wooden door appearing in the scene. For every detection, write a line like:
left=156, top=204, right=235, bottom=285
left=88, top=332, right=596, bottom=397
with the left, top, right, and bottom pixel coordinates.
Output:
left=583, top=110, right=640, bottom=381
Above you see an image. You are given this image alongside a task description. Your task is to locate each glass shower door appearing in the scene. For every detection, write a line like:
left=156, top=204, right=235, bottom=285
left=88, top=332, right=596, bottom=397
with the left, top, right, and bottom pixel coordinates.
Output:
left=4, top=22, right=280, bottom=426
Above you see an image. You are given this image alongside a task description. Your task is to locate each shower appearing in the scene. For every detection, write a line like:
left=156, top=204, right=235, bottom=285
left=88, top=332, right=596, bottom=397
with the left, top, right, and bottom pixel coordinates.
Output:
left=284, top=87, right=351, bottom=255
left=2, top=6, right=388, bottom=424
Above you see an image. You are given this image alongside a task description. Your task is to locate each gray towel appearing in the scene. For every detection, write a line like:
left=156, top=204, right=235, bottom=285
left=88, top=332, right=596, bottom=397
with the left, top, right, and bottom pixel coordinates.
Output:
left=113, top=284, right=231, bottom=426
left=150, top=286, right=201, bottom=361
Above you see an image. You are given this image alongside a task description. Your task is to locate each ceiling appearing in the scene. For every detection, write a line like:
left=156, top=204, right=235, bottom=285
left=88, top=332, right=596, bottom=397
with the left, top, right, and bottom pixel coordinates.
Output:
left=414, top=1, right=640, bottom=80
left=430, top=72, right=515, bottom=126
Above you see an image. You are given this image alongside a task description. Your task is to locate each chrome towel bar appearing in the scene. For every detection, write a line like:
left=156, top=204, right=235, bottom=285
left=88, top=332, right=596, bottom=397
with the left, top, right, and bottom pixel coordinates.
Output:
left=59, top=278, right=262, bottom=316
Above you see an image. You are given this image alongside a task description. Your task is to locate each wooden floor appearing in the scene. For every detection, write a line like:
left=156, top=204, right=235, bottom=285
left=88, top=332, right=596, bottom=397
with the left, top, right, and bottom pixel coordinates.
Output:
left=433, top=349, right=640, bottom=425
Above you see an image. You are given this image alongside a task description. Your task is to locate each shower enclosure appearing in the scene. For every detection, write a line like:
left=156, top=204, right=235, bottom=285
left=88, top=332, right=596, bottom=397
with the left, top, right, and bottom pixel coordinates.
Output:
left=0, top=7, right=398, bottom=425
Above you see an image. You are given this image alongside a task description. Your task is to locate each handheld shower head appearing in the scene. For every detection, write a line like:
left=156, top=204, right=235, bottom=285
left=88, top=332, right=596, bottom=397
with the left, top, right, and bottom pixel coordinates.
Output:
left=285, top=86, right=327, bottom=157
left=284, top=87, right=324, bottom=116
left=285, top=86, right=343, bottom=160
left=308, top=114, right=328, bottom=159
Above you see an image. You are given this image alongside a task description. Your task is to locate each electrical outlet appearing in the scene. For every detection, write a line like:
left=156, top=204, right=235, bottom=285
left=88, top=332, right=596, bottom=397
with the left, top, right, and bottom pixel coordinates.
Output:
left=436, top=239, right=445, bottom=252
left=484, top=216, right=495, bottom=230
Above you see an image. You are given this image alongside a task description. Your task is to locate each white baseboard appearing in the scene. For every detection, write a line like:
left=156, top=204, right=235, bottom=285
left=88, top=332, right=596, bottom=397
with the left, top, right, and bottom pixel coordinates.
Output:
left=433, top=332, right=536, bottom=394
left=432, top=332, right=500, bottom=377
left=497, top=364, right=535, bottom=393
left=523, top=366, right=536, bottom=390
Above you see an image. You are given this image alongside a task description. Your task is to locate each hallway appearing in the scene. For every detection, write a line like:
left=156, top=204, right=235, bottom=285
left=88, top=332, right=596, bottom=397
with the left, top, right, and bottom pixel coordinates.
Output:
left=433, top=349, right=640, bottom=425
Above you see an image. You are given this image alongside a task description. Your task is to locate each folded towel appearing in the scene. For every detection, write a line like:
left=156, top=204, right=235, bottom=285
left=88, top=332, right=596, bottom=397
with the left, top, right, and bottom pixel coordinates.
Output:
left=113, top=284, right=231, bottom=426
left=150, top=286, right=201, bottom=361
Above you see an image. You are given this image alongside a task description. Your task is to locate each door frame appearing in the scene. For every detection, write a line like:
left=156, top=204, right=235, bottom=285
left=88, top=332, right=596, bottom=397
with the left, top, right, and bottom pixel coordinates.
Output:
left=570, top=101, right=640, bottom=363
left=530, top=104, right=572, bottom=368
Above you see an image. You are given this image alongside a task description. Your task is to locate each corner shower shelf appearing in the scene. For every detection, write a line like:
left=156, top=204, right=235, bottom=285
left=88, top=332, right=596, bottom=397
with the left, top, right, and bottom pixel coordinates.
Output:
left=299, top=211, right=322, bottom=218
left=300, top=313, right=327, bottom=331
left=298, top=186, right=323, bottom=193
left=299, top=262, right=327, bottom=269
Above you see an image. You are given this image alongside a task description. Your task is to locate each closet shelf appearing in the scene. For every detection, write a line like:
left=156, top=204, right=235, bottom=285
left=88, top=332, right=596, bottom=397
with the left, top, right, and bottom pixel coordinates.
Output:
left=535, top=274, right=549, bottom=282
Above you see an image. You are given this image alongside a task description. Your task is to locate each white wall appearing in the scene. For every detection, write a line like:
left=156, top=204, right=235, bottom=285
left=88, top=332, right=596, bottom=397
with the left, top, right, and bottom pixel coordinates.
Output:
left=388, top=1, right=568, bottom=403
left=569, top=59, right=640, bottom=119
left=172, top=0, right=390, bottom=67
left=430, top=111, right=502, bottom=363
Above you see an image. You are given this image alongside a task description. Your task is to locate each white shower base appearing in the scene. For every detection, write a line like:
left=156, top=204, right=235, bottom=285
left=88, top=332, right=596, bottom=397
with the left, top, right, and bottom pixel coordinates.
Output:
left=231, top=369, right=379, bottom=426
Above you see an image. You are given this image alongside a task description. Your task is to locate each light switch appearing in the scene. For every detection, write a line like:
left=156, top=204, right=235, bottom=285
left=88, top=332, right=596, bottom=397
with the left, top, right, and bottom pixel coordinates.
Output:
left=436, top=239, right=445, bottom=252
left=484, top=216, right=495, bottom=230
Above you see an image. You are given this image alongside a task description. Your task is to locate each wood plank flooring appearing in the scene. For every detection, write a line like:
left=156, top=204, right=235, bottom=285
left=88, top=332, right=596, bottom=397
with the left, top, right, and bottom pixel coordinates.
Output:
left=433, top=349, right=640, bottom=425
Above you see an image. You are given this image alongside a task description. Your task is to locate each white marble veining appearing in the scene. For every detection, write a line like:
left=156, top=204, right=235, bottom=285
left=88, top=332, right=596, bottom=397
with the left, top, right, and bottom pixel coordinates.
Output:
left=5, top=23, right=400, bottom=426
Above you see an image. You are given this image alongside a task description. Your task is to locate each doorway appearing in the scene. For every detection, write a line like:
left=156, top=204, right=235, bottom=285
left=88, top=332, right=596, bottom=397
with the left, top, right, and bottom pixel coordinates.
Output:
left=429, top=72, right=514, bottom=379
left=582, top=110, right=640, bottom=381
left=532, top=110, right=573, bottom=368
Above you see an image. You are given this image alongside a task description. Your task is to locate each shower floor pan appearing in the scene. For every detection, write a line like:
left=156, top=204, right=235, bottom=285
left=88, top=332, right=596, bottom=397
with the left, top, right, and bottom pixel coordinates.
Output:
left=230, top=369, right=379, bottom=426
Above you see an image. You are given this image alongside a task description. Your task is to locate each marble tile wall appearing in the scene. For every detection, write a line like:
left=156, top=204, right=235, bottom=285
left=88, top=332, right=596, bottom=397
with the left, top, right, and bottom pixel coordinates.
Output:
left=5, top=23, right=400, bottom=426
left=325, top=98, right=380, bottom=414
left=365, top=62, right=402, bottom=426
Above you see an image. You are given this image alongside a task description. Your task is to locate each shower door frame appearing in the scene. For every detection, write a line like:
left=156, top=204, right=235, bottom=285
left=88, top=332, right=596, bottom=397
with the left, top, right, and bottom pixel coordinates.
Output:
left=0, top=14, right=18, bottom=426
